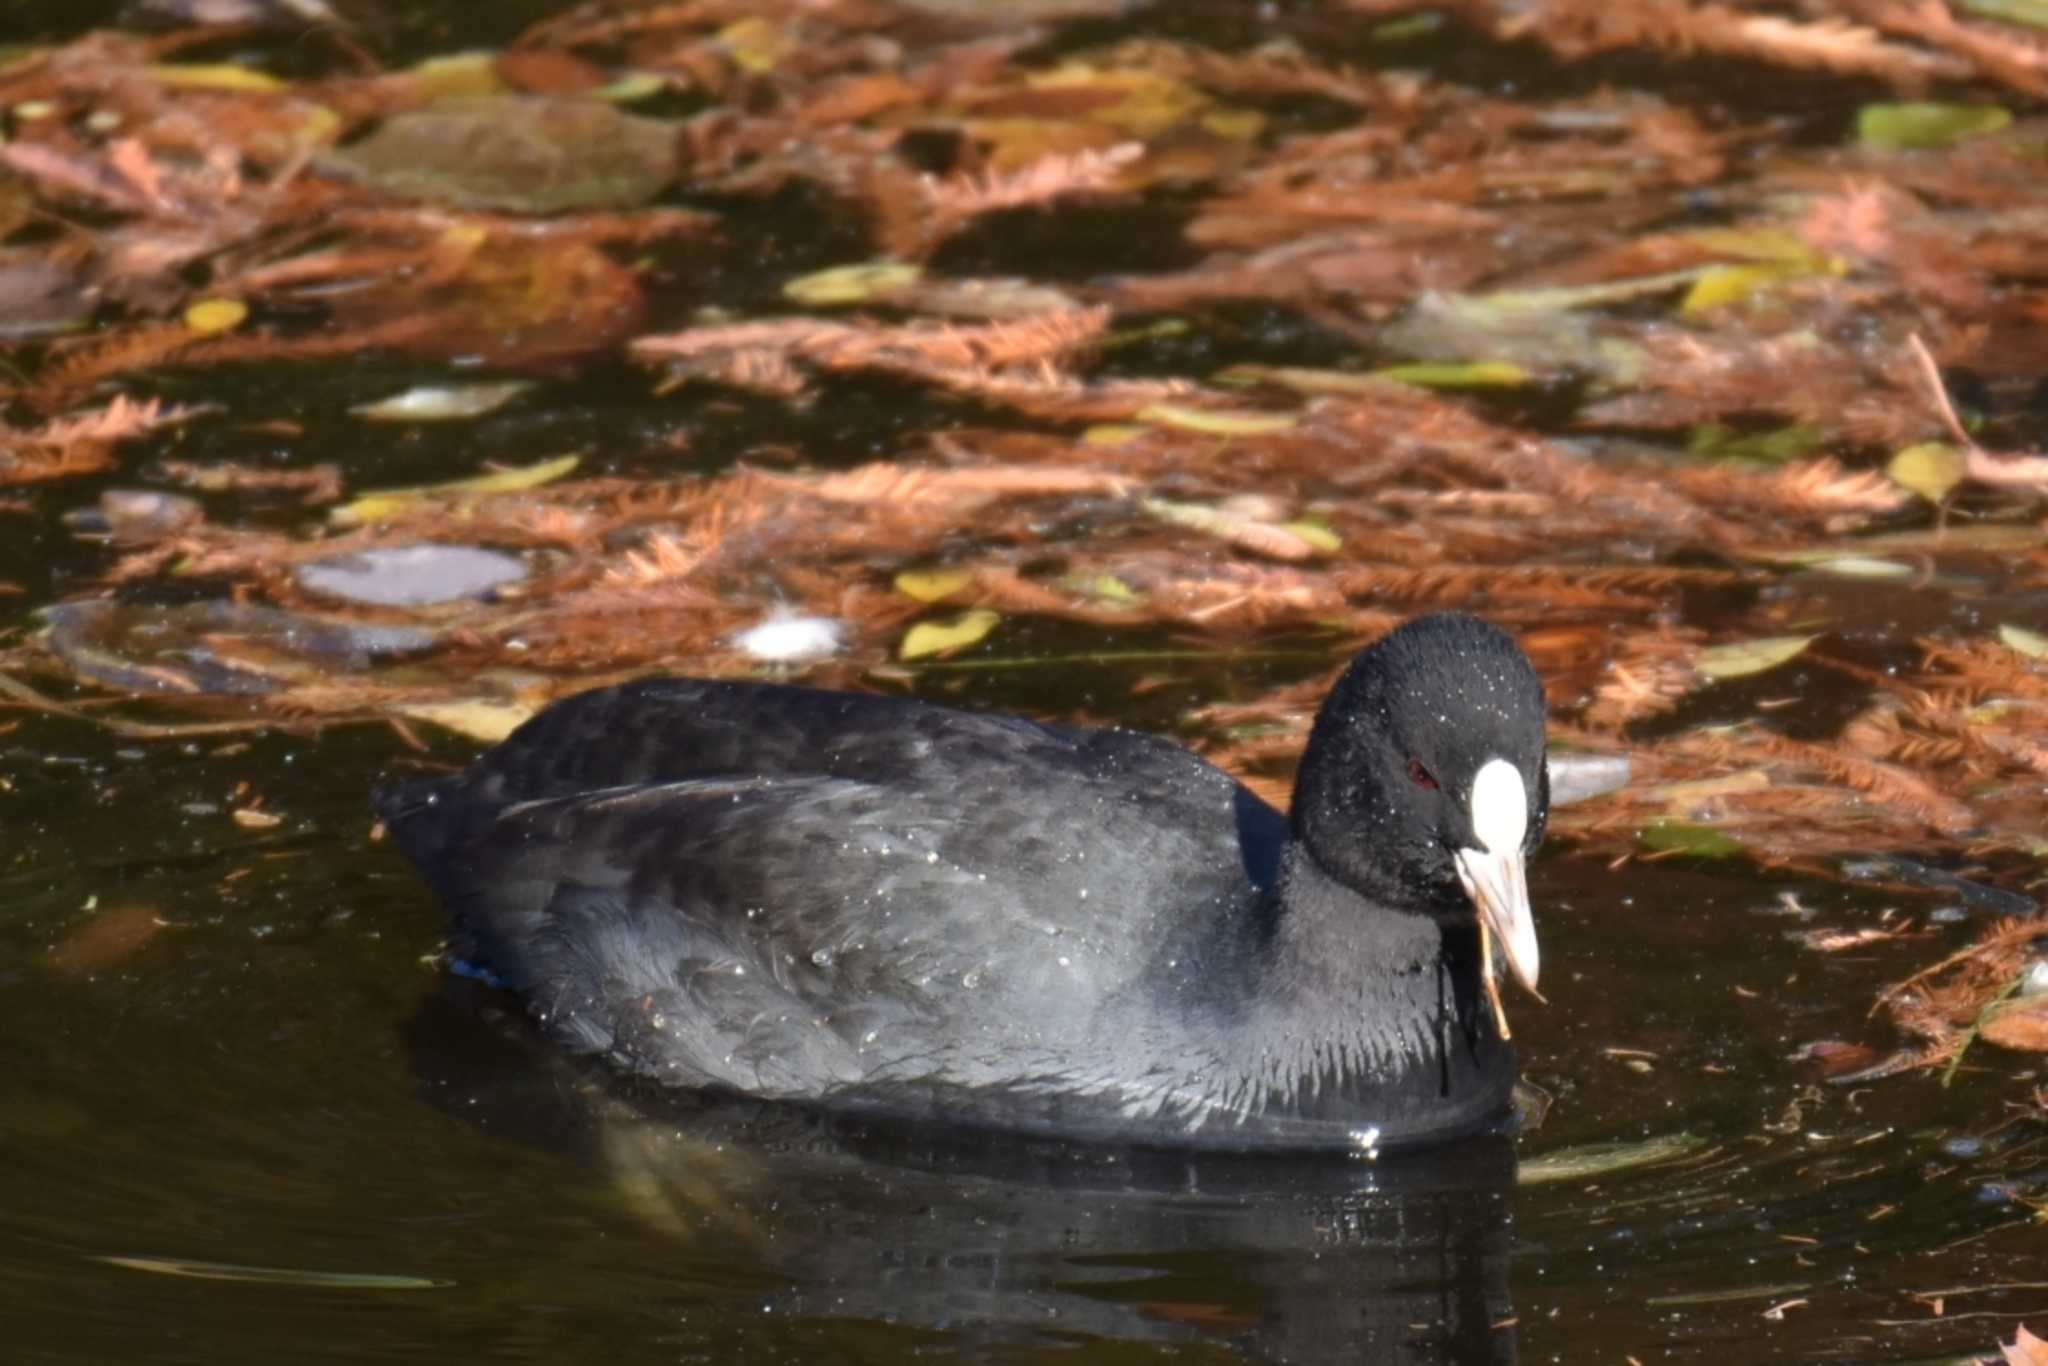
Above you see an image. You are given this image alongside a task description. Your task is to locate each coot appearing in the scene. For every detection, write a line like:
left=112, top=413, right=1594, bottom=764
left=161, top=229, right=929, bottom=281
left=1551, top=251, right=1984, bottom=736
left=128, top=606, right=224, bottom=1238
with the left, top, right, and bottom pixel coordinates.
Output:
left=376, top=612, right=1549, bottom=1152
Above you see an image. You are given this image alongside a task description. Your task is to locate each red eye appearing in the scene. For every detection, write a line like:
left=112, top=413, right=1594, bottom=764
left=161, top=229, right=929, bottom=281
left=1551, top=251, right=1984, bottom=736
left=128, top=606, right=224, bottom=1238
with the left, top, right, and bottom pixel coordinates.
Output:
left=1407, top=759, right=1438, bottom=790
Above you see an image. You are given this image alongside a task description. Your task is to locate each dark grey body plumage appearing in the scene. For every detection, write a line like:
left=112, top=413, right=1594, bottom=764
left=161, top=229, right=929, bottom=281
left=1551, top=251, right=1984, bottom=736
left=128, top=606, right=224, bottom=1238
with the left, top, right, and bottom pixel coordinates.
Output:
left=377, top=614, right=1547, bottom=1151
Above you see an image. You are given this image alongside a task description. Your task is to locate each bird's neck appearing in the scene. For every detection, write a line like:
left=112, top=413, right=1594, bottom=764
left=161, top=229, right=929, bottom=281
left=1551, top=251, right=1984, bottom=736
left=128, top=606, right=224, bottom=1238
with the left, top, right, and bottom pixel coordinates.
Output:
left=1211, top=843, right=1514, bottom=1146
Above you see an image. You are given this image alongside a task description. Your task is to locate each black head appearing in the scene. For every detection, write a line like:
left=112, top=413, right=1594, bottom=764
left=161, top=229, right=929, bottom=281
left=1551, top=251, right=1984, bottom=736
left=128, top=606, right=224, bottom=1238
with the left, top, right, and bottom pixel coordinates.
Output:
left=1289, top=614, right=1549, bottom=978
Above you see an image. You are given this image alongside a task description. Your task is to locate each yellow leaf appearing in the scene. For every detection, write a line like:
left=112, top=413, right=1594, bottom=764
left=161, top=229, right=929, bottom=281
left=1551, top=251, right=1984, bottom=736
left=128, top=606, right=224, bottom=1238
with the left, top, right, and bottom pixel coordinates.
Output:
left=1999, top=624, right=2048, bottom=660
left=1065, top=572, right=1140, bottom=604
left=148, top=63, right=285, bottom=92
left=900, top=609, right=999, bottom=660
left=894, top=569, right=973, bottom=603
left=1200, top=108, right=1265, bottom=141
left=1026, top=66, right=1206, bottom=138
left=183, top=298, right=247, bottom=335
left=720, top=17, right=793, bottom=73
left=1682, top=227, right=1829, bottom=267
left=784, top=262, right=922, bottom=306
left=1080, top=423, right=1144, bottom=446
left=1375, top=360, right=1530, bottom=389
left=1887, top=442, right=1966, bottom=502
left=1681, top=264, right=1801, bottom=314
left=332, top=454, right=581, bottom=527
left=1282, top=520, right=1342, bottom=552
left=397, top=699, right=536, bottom=742
left=1695, top=635, right=1815, bottom=680
left=1137, top=403, right=1296, bottom=436
left=406, top=51, right=506, bottom=101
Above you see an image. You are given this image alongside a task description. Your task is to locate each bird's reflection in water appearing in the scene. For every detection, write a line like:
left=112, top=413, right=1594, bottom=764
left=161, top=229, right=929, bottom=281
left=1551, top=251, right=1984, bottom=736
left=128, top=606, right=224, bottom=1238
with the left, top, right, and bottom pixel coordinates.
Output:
left=406, top=983, right=1517, bottom=1365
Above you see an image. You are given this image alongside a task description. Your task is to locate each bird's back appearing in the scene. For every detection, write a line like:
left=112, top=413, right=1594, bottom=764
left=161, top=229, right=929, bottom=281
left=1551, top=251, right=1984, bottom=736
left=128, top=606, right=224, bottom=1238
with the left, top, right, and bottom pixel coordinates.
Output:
left=377, top=680, right=1285, bottom=1129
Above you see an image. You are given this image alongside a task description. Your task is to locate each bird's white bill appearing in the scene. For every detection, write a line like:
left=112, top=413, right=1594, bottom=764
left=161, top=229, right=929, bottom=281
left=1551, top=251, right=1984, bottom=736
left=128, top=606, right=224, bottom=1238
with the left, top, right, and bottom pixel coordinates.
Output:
left=1454, top=757, right=1539, bottom=994
left=1454, top=841, right=1539, bottom=994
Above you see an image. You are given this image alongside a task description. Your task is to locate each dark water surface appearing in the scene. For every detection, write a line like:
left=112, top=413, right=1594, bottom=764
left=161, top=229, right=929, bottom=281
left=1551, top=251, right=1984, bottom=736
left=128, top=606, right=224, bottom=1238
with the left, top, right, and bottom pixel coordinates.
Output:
left=6, top=6, right=2048, bottom=1363
left=2, top=670, right=2043, bottom=1364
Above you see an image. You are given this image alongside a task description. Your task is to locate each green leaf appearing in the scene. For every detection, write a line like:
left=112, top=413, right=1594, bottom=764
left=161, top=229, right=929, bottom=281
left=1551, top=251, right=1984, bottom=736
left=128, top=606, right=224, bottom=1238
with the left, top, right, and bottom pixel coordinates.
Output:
left=1695, top=635, right=1814, bottom=679
left=783, top=262, right=922, bottom=306
left=1281, top=519, right=1342, bottom=552
left=1687, top=422, right=1823, bottom=464
left=1373, top=359, right=1530, bottom=389
left=1959, top=0, right=2048, bottom=25
left=900, top=609, right=999, bottom=660
left=1999, top=624, right=2048, bottom=659
left=1887, top=442, right=1967, bottom=502
left=1639, top=819, right=1746, bottom=859
left=1858, top=102, right=2012, bottom=151
left=1518, top=1132, right=1709, bottom=1185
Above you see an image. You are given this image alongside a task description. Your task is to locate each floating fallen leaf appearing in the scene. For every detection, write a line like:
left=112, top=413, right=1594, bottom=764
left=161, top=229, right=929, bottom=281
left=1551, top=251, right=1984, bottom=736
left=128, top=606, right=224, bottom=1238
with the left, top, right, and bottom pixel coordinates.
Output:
left=182, top=299, right=247, bottom=335
left=47, top=904, right=167, bottom=974
left=1695, top=635, right=1814, bottom=680
left=318, top=98, right=681, bottom=213
left=99, top=1255, right=444, bottom=1290
left=1374, top=360, right=1529, bottom=388
left=147, top=63, right=286, bottom=92
left=784, top=262, right=923, bottom=306
left=1063, top=572, right=1141, bottom=604
left=1886, top=442, right=1967, bottom=502
left=397, top=699, right=537, bottom=743
left=1981, top=994, right=2048, bottom=1052
left=1999, top=624, right=2048, bottom=660
left=1965, top=0, right=2048, bottom=27
left=406, top=51, right=507, bottom=100
left=1137, top=403, right=1297, bottom=436
left=719, top=16, right=795, bottom=73
left=1518, top=1132, right=1710, bottom=1184
left=331, top=454, right=580, bottom=528
left=901, top=609, right=999, bottom=660
left=1280, top=520, right=1342, bottom=553
left=1639, top=819, right=1746, bottom=858
left=2004, top=1324, right=2048, bottom=1366
left=1806, top=556, right=1913, bottom=580
left=1141, top=497, right=1323, bottom=561
left=350, top=381, right=533, bottom=422
left=1681, top=264, right=1804, bottom=314
left=894, top=569, right=973, bottom=603
left=1688, top=421, right=1824, bottom=464
left=1859, top=102, right=2012, bottom=151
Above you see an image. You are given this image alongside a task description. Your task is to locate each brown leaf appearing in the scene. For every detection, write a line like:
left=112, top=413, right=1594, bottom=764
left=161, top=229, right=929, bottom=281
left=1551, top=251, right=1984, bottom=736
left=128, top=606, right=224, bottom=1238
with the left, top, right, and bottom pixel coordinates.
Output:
left=47, top=905, right=167, bottom=975
left=1982, top=998, right=2048, bottom=1053
left=2005, top=1325, right=2048, bottom=1366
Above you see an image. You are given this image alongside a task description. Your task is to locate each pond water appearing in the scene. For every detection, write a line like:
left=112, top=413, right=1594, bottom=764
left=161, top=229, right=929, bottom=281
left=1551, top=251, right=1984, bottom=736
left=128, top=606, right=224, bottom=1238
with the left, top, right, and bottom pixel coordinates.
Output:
left=7, top=4, right=2048, bottom=1362
left=1, top=650, right=2042, bottom=1364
